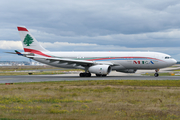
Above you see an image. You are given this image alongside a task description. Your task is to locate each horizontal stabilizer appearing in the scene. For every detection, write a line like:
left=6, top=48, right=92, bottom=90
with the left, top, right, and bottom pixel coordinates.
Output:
left=5, top=52, right=17, bottom=54
left=5, top=50, right=23, bottom=56
left=15, top=50, right=23, bottom=56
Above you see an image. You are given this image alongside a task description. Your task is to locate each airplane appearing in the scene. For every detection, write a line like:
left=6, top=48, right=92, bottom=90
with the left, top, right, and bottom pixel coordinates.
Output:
left=9, top=26, right=177, bottom=77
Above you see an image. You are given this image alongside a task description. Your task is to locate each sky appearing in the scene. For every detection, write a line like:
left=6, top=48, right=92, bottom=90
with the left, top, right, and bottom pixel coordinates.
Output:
left=1, top=0, right=180, bottom=61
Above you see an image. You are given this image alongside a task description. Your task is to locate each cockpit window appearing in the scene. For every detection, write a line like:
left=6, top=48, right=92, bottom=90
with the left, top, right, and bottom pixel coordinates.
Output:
left=165, top=56, right=172, bottom=59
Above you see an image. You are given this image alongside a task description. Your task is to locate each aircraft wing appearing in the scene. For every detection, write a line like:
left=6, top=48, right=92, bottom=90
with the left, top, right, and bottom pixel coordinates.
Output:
left=26, top=56, right=114, bottom=66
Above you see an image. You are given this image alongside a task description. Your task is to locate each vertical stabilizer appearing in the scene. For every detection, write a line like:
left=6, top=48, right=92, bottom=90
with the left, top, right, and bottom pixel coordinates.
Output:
left=17, top=26, right=48, bottom=52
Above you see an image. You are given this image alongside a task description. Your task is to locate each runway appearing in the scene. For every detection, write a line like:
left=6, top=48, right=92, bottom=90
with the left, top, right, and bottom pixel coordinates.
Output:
left=1, top=66, right=180, bottom=83
left=0, top=73, right=180, bottom=83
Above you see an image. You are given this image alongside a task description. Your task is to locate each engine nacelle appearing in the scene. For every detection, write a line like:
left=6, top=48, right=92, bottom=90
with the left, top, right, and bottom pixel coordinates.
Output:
left=116, top=69, right=137, bottom=73
left=88, top=65, right=111, bottom=75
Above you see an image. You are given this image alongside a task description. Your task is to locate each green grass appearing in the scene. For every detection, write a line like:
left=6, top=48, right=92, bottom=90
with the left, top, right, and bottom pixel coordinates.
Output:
left=0, top=80, right=180, bottom=119
left=0, top=71, right=64, bottom=76
left=142, top=72, right=176, bottom=76
left=0, top=66, right=83, bottom=76
left=0, top=66, right=56, bottom=71
left=19, top=80, right=180, bottom=87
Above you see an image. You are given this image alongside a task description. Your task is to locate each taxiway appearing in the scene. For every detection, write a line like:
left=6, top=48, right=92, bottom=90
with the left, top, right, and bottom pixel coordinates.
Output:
left=0, top=72, right=180, bottom=83
left=1, top=66, right=180, bottom=83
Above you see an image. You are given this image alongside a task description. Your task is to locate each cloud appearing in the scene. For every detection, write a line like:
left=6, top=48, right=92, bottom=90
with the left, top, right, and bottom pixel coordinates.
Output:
left=1, top=0, right=180, bottom=61
left=0, top=39, right=180, bottom=60
left=40, top=42, right=98, bottom=51
left=1, top=0, right=180, bottom=36
left=0, top=41, right=22, bottom=50
left=29, top=28, right=180, bottom=48
left=1, top=27, right=180, bottom=53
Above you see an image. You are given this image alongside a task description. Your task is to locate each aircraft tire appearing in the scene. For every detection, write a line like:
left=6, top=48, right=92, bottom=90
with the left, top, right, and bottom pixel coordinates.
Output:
left=79, top=73, right=84, bottom=77
left=96, top=74, right=107, bottom=77
left=79, top=73, right=91, bottom=77
left=86, top=73, right=91, bottom=77
left=154, top=73, right=159, bottom=77
left=96, top=74, right=101, bottom=77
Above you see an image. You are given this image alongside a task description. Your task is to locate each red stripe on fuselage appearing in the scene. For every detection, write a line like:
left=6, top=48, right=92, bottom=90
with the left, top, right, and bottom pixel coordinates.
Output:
left=87, top=57, right=164, bottom=62
left=24, top=48, right=51, bottom=57
left=17, top=27, right=28, bottom=32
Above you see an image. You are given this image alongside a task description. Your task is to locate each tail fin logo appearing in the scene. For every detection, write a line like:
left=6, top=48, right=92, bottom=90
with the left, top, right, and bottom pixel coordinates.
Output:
left=23, top=34, right=34, bottom=46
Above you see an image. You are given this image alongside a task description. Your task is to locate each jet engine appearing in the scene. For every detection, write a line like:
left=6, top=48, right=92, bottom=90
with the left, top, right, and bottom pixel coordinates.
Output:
left=88, top=65, right=111, bottom=75
left=116, top=69, right=137, bottom=73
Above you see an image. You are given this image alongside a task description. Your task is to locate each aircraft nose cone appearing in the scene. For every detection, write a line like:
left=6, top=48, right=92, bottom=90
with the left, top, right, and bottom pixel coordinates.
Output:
left=172, top=59, right=177, bottom=65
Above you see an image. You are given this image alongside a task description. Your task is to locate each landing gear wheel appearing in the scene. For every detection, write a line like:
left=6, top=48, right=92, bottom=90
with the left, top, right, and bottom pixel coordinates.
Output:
left=79, top=73, right=91, bottom=77
left=86, top=73, right=91, bottom=77
left=96, top=74, right=101, bottom=77
left=154, top=73, right=159, bottom=77
left=80, top=73, right=84, bottom=77
left=96, top=74, right=107, bottom=77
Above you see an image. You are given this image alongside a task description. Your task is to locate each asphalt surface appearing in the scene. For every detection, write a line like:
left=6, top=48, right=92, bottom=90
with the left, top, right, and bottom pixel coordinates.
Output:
left=1, top=66, right=180, bottom=83
left=0, top=74, right=180, bottom=83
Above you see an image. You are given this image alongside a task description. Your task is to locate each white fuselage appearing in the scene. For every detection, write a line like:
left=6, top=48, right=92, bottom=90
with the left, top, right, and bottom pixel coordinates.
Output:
left=32, top=51, right=177, bottom=71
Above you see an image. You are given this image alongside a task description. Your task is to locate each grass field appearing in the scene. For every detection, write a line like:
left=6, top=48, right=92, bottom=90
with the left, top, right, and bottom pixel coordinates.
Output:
left=0, top=80, right=180, bottom=120
left=0, top=66, right=57, bottom=71
left=0, top=65, right=63, bottom=72
left=142, top=72, right=176, bottom=76
left=0, top=71, right=64, bottom=76
left=0, top=66, right=82, bottom=76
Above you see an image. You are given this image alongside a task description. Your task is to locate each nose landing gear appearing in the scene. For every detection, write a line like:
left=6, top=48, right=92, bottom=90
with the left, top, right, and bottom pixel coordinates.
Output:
left=154, top=69, right=159, bottom=77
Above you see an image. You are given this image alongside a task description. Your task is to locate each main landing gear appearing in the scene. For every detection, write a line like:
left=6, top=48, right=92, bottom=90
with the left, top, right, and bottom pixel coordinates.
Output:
left=79, top=72, right=91, bottom=77
left=79, top=67, right=91, bottom=77
left=154, top=69, right=159, bottom=77
left=79, top=73, right=107, bottom=77
left=96, top=74, right=107, bottom=77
